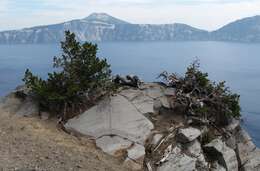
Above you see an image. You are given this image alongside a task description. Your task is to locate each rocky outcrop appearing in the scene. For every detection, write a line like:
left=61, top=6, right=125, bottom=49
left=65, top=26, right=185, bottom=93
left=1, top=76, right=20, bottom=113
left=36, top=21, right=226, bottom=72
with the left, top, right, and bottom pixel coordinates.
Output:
left=63, top=82, right=260, bottom=171
left=3, top=82, right=260, bottom=171
left=64, top=83, right=171, bottom=170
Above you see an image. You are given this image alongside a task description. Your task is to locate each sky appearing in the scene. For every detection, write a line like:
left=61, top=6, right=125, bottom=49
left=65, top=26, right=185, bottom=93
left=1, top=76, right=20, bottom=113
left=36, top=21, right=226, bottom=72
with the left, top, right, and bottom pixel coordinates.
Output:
left=0, top=0, right=260, bottom=31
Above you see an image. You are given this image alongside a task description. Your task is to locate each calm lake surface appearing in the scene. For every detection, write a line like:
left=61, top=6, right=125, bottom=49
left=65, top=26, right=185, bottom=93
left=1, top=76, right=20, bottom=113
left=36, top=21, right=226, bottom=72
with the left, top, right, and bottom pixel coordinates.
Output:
left=0, top=41, right=260, bottom=145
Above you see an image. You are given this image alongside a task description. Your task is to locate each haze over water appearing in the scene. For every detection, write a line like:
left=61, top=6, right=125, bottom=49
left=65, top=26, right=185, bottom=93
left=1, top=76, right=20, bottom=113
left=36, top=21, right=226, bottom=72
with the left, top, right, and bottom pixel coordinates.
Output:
left=0, top=41, right=259, bottom=145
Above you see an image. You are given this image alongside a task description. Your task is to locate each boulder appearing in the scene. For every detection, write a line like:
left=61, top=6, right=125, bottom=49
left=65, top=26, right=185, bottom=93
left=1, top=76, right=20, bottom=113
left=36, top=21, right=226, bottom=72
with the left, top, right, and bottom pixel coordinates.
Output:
left=157, top=146, right=196, bottom=171
left=204, top=139, right=238, bottom=171
left=177, top=127, right=201, bottom=143
left=127, top=144, right=145, bottom=164
left=65, top=95, right=154, bottom=144
left=96, top=135, right=132, bottom=157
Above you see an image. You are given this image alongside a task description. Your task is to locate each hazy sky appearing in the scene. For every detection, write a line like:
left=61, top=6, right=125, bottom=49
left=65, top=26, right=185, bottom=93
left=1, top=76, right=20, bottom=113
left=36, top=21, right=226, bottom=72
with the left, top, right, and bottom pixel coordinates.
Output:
left=0, top=0, right=260, bottom=31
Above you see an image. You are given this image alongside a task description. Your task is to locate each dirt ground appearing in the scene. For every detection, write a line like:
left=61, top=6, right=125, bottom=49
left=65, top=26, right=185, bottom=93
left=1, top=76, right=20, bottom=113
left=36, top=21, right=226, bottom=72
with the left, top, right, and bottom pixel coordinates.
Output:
left=0, top=109, right=130, bottom=171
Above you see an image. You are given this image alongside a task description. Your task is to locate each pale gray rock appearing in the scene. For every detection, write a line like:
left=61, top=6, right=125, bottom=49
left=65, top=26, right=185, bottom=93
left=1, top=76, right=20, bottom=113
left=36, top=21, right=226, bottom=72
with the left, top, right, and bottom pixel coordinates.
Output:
left=65, top=95, right=154, bottom=144
left=127, top=144, right=145, bottom=162
left=96, top=135, right=132, bottom=157
left=119, top=89, right=143, bottom=101
left=157, top=146, right=197, bottom=171
left=204, top=139, right=238, bottom=171
left=177, top=127, right=201, bottom=143
left=120, top=87, right=155, bottom=114
left=132, top=95, right=154, bottom=114
left=151, top=134, right=163, bottom=146
left=158, top=96, right=170, bottom=109
left=124, top=136, right=146, bottom=170
left=184, top=140, right=202, bottom=157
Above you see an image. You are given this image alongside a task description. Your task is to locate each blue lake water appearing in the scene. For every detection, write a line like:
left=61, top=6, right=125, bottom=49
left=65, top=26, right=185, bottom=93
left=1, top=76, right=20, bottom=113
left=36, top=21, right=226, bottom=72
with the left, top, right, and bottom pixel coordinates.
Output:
left=0, top=41, right=260, bottom=146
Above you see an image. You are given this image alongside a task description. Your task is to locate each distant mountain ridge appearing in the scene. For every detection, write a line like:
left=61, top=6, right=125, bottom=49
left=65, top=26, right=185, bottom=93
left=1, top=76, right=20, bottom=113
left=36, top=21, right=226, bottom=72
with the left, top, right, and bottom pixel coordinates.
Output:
left=0, top=13, right=259, bottom=43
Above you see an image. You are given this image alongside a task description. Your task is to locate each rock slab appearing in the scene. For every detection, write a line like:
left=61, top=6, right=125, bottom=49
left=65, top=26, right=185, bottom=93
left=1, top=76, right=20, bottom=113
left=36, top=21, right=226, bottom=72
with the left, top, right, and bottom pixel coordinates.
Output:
left=65, top=95, right=154, bottom=144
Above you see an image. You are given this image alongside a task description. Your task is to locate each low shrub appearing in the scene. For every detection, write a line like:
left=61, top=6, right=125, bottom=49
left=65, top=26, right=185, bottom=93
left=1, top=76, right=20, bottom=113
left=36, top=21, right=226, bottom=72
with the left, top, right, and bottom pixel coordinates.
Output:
left=23, top=31, right=112, bottom=120
left=159, top=59, right=241, bottom=126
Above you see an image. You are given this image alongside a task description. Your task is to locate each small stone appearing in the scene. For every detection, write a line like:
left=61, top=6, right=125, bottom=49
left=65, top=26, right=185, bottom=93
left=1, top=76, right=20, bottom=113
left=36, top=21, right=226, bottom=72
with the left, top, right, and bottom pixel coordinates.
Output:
left=127, top=144, right=145, bottom=162
left=96, top=136, right=132, bottom=157
left=177, top=127, right=201, bottom=143
left=151, top=134, right=163, bottom=146
left=184, top=140, right=201, bottom=157
left=158, top=96, right=170, bottom=109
